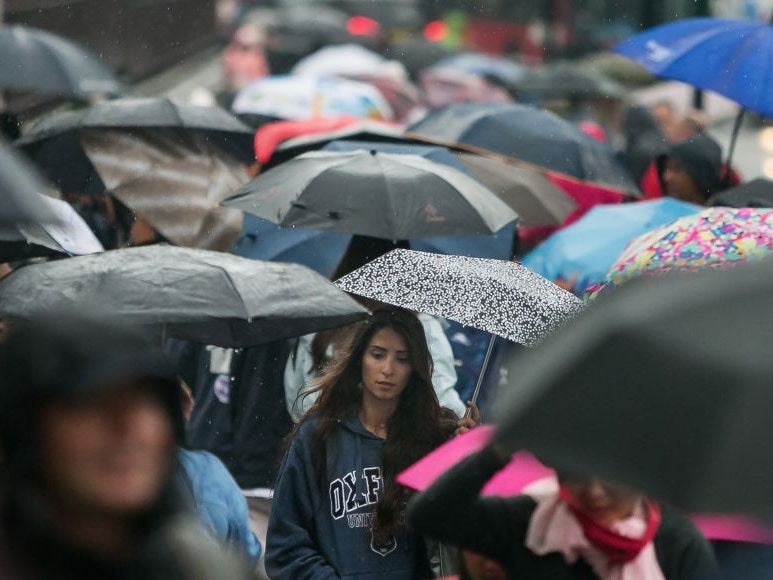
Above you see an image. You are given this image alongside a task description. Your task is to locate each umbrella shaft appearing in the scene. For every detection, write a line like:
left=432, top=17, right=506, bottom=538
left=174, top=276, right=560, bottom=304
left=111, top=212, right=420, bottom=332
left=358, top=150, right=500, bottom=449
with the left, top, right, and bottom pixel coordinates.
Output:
left=466, top=334, right=497, bottom=417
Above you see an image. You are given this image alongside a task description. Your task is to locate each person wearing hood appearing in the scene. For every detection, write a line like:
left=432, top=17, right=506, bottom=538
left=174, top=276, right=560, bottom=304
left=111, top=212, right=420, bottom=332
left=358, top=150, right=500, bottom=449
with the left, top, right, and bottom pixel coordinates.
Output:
left=0, top=315, right=254, bottom=580
left=657, top=134, right=724, bottom=205
left=266, top=308, right=477, bottom=579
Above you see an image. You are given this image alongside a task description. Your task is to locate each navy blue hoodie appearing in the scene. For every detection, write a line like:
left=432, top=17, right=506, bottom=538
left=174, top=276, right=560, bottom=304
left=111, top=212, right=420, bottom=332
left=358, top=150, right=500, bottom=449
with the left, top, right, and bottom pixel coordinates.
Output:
left=266, top=414, right=421, bottom=579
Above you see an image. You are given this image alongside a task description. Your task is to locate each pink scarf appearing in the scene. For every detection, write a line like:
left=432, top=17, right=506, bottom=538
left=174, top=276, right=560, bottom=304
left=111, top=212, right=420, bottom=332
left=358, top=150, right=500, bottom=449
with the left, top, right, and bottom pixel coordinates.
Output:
left=523, top=478, right=666, bottom=580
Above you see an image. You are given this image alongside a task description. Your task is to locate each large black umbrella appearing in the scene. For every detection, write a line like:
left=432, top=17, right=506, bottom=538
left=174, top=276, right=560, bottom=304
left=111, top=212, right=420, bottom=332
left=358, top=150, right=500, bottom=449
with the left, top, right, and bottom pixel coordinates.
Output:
left=516, top=63, right=626, bottom=101
left=16, top=97, right=255, bottom=194
left=223, top=150, right=517, bottom=240
left=0, top=245, right=368, bottom=347
left=494, top=258, right=773, bottom=515
left=0, top=139, right=55, bottom=225
left=408, top=102, right=639, bottom=194
left=709, top=178, right=773, bottom=209
left=0, top=25, right=125, bottom=98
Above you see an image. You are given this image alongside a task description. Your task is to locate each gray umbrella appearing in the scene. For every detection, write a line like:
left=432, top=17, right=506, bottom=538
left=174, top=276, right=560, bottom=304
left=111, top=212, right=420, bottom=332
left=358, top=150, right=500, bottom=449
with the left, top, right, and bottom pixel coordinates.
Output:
left=334, top=249, right=583, bottom=347
left=0, top=139, right=56, bottom=225
left=0, top=245, right=368, bottom=347
left=0, top=194, right=103, bottom=261
left=223, top=150, right=517, bottom=240
left=0, top=25, right=125, bottom=97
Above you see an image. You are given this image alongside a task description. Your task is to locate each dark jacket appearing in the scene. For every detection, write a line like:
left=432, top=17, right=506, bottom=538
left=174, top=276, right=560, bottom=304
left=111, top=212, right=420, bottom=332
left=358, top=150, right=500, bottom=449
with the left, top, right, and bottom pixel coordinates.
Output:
left=408, top=448, right=719, bottom=580
left=266, top=415, right=427, bottom=580
left=623, top=105, right=668, bottom=184
left=169, top=341, right=293, bottom=489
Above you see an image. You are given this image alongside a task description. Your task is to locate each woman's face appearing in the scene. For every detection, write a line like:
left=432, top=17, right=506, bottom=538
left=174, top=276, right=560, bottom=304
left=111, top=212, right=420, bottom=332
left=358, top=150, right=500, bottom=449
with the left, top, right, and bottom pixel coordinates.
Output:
left=360, top=327, right=412, bottom=403
left=563, top=478, right=641, bottom=526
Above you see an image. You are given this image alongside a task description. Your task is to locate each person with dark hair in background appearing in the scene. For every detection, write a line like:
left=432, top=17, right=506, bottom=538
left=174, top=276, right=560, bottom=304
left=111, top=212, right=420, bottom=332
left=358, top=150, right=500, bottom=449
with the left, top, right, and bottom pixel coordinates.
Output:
left=657, top=134, right=725, bottom=205
left=267, top=308, right=477, bottom=579
left=0, top=316, right=254, bottom=579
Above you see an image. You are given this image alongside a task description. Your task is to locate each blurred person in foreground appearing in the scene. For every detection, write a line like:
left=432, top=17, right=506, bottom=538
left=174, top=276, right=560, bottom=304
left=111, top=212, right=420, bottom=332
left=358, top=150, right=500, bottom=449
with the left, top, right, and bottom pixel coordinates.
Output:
left=409, top=445, right=718, bottom=579
left=0, top=316, right=254, bottom=579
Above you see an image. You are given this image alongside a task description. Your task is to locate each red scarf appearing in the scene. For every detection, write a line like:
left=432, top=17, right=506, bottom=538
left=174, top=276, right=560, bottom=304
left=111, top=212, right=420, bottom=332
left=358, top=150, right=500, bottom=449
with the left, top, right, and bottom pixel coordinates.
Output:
left=559, top=486, right=662, bottom=564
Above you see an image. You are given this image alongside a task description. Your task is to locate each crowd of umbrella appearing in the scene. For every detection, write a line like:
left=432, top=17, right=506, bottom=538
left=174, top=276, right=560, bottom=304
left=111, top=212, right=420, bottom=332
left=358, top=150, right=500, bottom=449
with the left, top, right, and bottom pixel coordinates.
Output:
left=5, top=12, right=773, bottom=538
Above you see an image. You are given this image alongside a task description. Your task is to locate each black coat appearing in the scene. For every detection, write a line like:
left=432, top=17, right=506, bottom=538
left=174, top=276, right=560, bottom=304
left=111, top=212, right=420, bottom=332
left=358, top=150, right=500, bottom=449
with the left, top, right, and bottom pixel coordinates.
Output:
left=408, top=447, right=719, bottom=579
left=169, top=341, right=293, bottom=489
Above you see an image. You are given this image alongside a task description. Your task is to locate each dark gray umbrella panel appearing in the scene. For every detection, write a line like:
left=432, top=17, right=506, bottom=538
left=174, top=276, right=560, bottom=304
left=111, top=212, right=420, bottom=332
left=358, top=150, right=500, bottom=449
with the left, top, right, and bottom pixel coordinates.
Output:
left=0, top=25, right=125, bottom=97
left=223, top=150, right=517, bottom=240
left=335, top=249, right=583, bottom=346
left=0, top=245, right=368, bottom=347
left=493, top=258, right=773, bottom=515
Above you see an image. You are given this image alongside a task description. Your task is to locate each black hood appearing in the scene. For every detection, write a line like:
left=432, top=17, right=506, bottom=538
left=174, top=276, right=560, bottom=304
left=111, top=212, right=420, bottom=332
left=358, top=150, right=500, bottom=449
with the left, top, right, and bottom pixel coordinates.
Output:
left=657, top=133, right=724, bottom=198
left=622, top=106, right=667, bottom=183
left=0, top=315, right=183, bottom=481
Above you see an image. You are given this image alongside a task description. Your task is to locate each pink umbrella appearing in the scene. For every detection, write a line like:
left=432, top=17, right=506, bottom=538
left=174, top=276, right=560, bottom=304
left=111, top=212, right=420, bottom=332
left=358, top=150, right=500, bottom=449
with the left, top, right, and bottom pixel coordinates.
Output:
left=397, top=426, right=773, bottom=544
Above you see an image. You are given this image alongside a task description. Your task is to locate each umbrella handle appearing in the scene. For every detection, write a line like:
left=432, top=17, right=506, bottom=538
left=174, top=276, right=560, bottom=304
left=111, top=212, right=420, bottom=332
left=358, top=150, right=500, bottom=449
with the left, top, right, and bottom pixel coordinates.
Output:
left=724, top=107, right=745, bottom=189
left=464, top=334, right=497, bottom=418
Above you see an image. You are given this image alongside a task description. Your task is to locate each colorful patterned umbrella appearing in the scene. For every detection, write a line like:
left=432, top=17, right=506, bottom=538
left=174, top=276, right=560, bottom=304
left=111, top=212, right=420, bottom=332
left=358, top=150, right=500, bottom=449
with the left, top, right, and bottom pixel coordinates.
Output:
left=605, top=207, right=773, bottom=287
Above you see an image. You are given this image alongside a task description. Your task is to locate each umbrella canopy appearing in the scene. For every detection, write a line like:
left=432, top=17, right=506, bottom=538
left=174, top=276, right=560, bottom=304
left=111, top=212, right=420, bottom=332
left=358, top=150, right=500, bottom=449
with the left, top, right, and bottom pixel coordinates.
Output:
left=604, top=207, right=773, bottom=287
left=292, top=44, right=388, bottom=78
left=321, top=139, right=471, bottom=174
left=384, top=38, right=459, bottom=79
left=614, top=18, right=773, bottom=116
left=494, top=257, right=773, bottom=514
left=0, top=245, right=368, bottom=347
left=0, top=194, right=103, bottom=261
left=17, top=98, right=255, bottom=195
left=335, top=249, right=583, bottom=346
left=0, top=25, right=124, bottom=98
left=0, top=139, right=56, bottom=225
left=419, top=67, right=513, bottom=109
left=81, top=129, right=246, bottom=252
left=223, top=150, right=517, bottom=239
left=408, top=103, right=639, bottom=194
left=522, top=198, right=701, bottom=293
left=231, top=75, right=393, bottom=122
left=431, top=53, right=528, bottom=87
left=709, top=178, right=773, bottom=208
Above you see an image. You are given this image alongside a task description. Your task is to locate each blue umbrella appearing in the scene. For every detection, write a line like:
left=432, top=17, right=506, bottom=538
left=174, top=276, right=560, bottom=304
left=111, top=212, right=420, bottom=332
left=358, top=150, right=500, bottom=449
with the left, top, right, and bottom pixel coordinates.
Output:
left=521, top=198, right=700, bottom=294
left=614, top=17, right=773, bottom=116
left=233, top=214, right=516, bottom=278
left=614, top=17, right=773, bottom=171
left=430, top=52, right=528, bottom=86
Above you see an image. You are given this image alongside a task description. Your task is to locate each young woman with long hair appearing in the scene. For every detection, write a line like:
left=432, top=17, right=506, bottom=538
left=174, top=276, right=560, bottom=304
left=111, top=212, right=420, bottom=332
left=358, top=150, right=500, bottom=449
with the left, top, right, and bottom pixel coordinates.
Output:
left=266, top=308, right=476, bottom=579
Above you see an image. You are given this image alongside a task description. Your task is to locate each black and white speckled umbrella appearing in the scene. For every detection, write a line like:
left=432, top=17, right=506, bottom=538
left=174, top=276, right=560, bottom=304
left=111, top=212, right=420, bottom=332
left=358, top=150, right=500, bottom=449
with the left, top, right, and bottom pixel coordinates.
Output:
left=335, top=249, right=583, bottom=346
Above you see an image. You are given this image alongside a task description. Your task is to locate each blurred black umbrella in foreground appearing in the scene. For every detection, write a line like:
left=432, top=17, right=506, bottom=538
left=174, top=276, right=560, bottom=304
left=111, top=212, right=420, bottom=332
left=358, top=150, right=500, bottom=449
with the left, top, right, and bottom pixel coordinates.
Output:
left=494, top=258, right=773, bottom=515
left=0, top=194, right=103, bottom=261
left=0, top=139, right=55, bottom=225
left=0, top=25, right=125, bottom=98
left=223, top=150, right=517, bottom=239
left=0, top=245, right=368, bottom=347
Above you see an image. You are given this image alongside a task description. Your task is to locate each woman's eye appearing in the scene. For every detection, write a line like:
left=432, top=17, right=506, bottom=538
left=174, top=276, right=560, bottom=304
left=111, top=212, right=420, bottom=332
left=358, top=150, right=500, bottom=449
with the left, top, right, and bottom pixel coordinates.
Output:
left=397, top=357, right=410, bottom=364
left=370, top=351, right=384, bottom=359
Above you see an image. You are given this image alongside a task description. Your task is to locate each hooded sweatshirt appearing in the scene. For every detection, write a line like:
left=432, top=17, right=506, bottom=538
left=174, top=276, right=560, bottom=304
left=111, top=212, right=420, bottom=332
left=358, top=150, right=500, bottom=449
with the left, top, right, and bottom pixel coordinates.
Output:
left=266, top=414, right=422, bottom=579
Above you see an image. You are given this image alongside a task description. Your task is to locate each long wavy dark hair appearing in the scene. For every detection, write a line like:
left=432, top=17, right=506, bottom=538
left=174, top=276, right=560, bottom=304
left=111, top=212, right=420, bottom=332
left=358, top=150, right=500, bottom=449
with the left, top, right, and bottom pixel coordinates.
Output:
left=298, top=307, right=457, bottom=544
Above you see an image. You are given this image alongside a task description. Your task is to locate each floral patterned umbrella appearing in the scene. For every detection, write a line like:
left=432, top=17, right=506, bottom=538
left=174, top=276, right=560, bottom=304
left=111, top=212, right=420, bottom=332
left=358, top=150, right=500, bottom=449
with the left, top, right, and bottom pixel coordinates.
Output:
left=605, top=207, right=773, bottom=287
